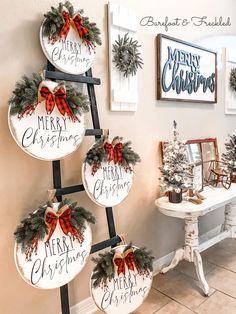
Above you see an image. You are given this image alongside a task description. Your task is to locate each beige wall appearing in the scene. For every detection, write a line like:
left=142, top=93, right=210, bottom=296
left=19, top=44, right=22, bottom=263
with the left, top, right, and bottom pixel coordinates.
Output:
left=1, top=0, right=236, bottom=313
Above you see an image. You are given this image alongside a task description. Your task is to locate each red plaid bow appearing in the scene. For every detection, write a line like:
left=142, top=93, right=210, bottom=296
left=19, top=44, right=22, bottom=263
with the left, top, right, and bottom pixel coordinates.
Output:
left=59, top=11, right=90, bottom=42
left=113, top=250, right=135, bottom=276
left=40, top=85, right=77, bottom=121
left=45, top=205, right=81, bottom=242
left=104, top=142, right=123, bottom=164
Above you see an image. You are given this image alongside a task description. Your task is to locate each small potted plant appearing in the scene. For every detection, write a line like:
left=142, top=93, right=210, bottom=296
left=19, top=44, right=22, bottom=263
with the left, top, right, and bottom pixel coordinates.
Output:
left=159, top=121, right=193, bottom=203
left=222, top=131, right=236, bottom=183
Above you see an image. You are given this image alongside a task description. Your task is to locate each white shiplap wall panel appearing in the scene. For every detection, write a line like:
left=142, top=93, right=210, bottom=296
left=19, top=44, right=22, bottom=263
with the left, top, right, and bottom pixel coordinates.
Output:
left=108, top=3, right=139, bottom=111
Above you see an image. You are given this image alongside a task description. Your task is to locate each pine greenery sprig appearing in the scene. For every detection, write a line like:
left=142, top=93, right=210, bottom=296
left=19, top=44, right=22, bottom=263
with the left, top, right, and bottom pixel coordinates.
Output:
left=112, top=33, right=143, bottom=77
left=14, top=199, right=95, bottom=255
left=65, top=84, right=90, bottom=115
left=91, top=251, right=115, bottom=288
left=8, top=73, right=90, bottom=118
left=222, top=132, right=236, bottom=172
left=133, top=247, right=154, bottom=273
left=14, top=205, right=48, bottom=253
left=91, top=243, right=154, bottom=288
left=42, top=1, right=102, bottom=46
left=84, top=136, right=141, bottom=174
left=9, top=73, right=42, bottom=116
left=229, top=68, right=236, bottom=92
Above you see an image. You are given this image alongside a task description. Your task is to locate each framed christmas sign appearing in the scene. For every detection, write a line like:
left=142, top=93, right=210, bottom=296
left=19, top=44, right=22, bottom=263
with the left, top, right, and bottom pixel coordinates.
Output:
left=82, top=136, right=141, bottom=207
left=157, top=34, right=217, bottom=103
left=8, top=73, right=89, bottom=161
left=40, top=2, right=101, bottom=75
left=91, top=244, right=154, bottom=313
left=14, top=200, right=95, bottom=289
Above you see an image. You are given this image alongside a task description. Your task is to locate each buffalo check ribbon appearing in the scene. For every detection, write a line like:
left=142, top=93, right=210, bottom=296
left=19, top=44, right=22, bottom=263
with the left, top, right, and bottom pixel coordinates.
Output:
left=113, top=249, right=135, bottom=276
left=104, top=142, right=123, bottom=164
left=45, top=205, right=81, bottom=242
left=39, top=84, right=78, bottom=121
left=59, top=11, right=90, bottom=42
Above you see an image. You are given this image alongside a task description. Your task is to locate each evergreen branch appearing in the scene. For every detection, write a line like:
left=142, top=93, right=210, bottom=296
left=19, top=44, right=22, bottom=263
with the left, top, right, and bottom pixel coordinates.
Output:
left=85, top=136, right=141, bottom=173
left=42, top=1, right=101, bottom=46
left=9, top=73, right=42, bottom=116
left=65, top=84, right=90, bottom=115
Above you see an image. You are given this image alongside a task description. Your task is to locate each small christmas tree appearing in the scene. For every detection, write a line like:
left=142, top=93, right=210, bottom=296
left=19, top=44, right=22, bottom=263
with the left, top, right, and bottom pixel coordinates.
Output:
left=159, top=121, right=193, bottom=193
left=222, top=132, right=236, bottom=173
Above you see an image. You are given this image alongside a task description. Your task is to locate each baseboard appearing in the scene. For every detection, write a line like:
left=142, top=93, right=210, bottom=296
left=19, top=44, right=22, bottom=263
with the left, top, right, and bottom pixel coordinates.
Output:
left=62, top=224, right=223, bottom=314
left=70, top=297, right=97, bottom=314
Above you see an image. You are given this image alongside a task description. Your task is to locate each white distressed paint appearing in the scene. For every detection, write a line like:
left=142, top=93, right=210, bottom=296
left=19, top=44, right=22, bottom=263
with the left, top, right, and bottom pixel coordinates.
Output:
left=155, top=184, right=236, bottom=296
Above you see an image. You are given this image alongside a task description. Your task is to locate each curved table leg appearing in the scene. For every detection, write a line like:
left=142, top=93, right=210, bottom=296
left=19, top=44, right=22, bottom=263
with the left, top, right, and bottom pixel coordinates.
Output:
left=161, top=248, right=185, bottom=274
left=193, top=250, right=210, bottom=296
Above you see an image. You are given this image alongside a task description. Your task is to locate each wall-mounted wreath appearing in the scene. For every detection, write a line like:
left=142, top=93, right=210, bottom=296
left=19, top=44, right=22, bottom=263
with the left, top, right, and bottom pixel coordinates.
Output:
left=112, top=33, right=143, bottom=77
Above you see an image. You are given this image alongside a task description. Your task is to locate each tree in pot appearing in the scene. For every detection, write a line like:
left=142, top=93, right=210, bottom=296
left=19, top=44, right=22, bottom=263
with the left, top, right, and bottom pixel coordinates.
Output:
left=159, top=121, right=193, bottom=203
left=222, top=131, right=236, bottom=183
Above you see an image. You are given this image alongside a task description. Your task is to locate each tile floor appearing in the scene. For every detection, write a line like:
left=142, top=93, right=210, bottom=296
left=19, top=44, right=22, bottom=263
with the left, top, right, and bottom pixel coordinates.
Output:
left=94, top=238, right=236, bottom=313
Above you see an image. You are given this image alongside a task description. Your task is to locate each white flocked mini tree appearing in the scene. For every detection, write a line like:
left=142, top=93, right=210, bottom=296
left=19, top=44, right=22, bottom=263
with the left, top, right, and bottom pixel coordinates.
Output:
left=222, top=131, right=236, bottom=173
left=159, top=121, right=193, bottom=193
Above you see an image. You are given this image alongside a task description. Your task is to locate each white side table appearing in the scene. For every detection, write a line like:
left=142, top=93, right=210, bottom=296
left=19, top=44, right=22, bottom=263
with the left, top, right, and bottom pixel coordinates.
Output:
left=155, top=185, right=236, bottom=296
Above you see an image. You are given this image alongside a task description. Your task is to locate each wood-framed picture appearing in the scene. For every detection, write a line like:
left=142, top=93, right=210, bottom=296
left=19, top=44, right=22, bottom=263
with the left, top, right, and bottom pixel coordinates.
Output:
left=157, top=34, right=217, bottom=103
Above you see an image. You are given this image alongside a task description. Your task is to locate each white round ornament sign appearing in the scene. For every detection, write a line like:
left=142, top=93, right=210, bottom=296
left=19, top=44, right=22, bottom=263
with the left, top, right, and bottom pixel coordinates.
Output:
left=14, top=203, right=92, bottom=289
left=91, top=245, right=153, bottom=314
left=82, top=161, right=134, bottom=207
left=9, top=81, right=85, bottom=161
left=40, top=21, right=95, bottom=75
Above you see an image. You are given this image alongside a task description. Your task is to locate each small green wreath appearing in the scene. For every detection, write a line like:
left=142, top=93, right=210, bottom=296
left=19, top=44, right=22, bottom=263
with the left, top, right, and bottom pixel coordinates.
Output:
left=85, top=136, right=141, bottom=175
left=91, top=243, right=154, bottom=288
left=9, top=73, right=90, bottom=120
left=112, top=33, right=143, bottom=77
left=42, top=1, right=101, bottom=48
left=14, top=199, right=95, bottom=261
left=229, top=68, right=236, bottom=92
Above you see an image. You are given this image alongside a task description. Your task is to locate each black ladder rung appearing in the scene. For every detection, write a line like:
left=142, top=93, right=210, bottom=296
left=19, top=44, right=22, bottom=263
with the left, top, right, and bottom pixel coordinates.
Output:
left=85, top=129, right=103, bottom=136
left=55, top=184, right=85, bottom=196
left=45, top=70, right=101, bottom=85
left=90, top=236, right=121, bottom=254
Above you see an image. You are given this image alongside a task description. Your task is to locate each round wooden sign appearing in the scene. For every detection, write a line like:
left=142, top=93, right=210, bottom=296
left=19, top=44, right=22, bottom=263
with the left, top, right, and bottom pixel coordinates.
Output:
left=8, top=81, right=85, bottom=161
left=82, top=161, right=134, bottom=207
left=40, top=22, right=95, bottom=75
left=90, top=245, right=153, bottom=313
left=14, top=203, right=92, bottom=289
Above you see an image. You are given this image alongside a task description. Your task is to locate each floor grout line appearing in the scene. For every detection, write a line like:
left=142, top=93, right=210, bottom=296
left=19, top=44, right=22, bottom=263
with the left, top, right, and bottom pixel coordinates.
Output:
left=203, top=258, right=236, bottom=274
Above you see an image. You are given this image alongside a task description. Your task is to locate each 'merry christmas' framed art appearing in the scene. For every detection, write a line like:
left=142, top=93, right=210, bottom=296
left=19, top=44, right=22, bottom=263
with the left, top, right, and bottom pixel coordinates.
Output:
left=157, top=34, right=217, bottom=103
